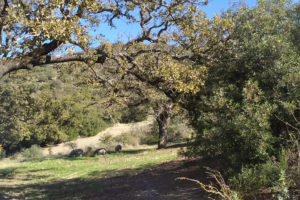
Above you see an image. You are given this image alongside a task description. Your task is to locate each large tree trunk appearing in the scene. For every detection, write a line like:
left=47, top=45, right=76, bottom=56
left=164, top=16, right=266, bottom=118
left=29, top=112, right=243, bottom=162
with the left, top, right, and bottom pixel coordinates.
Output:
left=154, top=103, right=173, bottom=149
left=156, top=110, right=169, bottom=149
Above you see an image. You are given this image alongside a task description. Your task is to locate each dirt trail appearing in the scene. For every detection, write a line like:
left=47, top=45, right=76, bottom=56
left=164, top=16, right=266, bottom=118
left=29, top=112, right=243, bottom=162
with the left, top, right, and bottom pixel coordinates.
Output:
left=41, top=118, right=154, bottom=156
left=89, top=158, right=210, bottom=200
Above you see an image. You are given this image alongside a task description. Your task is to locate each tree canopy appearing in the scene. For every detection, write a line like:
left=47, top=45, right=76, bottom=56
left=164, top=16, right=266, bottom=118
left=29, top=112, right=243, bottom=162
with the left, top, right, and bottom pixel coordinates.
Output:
left=0, top=0, right=206, bottom=81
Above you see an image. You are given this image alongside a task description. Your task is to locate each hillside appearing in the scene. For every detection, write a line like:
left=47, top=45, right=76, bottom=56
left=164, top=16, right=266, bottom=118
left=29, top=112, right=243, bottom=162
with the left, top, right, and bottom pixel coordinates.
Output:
left=41, top=117, right=154, bottom=156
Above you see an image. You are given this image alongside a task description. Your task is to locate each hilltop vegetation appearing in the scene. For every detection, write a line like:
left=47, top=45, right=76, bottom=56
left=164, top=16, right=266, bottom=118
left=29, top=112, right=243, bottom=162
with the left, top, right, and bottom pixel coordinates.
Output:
left=0, top=64, right=149, bottom=154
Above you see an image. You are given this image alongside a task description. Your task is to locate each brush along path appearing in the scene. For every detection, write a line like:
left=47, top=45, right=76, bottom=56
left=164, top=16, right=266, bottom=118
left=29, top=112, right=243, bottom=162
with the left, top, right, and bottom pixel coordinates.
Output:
left=41, top=117, right=154, bottom=156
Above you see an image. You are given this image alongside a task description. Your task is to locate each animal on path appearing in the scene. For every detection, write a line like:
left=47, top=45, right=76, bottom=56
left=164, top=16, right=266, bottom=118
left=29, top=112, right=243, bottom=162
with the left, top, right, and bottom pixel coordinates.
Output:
left=69, top=149, right=84, bottom=157
left=115, top=144, right=122, bottom=152
left=94, top=148, right=107, bottom=155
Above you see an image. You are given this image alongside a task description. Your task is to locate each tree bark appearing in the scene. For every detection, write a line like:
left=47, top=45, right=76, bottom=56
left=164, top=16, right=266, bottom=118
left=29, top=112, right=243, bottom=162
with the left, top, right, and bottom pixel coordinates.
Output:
left=155, top=105, right=172, bottom=149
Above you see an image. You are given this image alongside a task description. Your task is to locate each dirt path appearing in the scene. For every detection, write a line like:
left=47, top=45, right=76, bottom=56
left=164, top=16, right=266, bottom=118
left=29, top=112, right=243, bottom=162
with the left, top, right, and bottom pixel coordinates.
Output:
left=89, top=158, right=211, bottom=200
left=41, top=118, right=153, bottom=156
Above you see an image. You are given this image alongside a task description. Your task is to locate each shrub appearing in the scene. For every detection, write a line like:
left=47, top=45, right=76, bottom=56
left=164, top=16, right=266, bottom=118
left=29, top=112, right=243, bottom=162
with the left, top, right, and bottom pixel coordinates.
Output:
left=99, top=134, right=115, bottom=150
left=21, top=145, right=43, bottom=160
left=114, top=134, right=139, bottom=146
left=272, top=170, right=290, bottom=200
left=229, top=151, right=290, bottom=199
left=65, top=142, right=78, bottom=150
left=166, top=116, right=194, bottom=142
left=139, top=125, right=158, bottom=145
left=229, top=162, right=280, bottom=198
left=85, top=147, right=94, bottom=157
left=183, top=1, right=299, bottom=198
left=0, top=148, right=6, bottom=159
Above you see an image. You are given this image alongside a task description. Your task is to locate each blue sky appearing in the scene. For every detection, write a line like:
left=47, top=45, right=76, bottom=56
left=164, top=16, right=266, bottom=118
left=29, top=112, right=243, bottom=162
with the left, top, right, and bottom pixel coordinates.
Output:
left=97, top=0, right=258, bottom=43
left=202, top=0, right=257, bottom=18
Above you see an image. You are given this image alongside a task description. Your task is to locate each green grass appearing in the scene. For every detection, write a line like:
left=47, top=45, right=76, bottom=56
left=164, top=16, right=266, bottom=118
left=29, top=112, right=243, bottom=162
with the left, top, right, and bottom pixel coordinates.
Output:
left=0, top=146, right=178, bottom=200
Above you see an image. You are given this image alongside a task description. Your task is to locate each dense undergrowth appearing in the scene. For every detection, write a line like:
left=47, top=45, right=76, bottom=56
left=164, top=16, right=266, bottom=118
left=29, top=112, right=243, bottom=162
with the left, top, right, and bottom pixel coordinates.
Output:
left=182, top=1, right=300, bottom=199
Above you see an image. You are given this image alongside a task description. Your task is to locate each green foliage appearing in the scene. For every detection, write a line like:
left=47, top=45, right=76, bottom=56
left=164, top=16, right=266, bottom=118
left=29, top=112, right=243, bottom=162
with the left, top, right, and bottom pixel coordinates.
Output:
left=114, top=134, right=140, bottom=146
left=290, top=3, right=300, bottom=51
left=229, top=161, right=280, bottom=197
left=271, top=149, right=294, bottom=200
left=21, top=145, right=43, bottom=160
left=0, top=65, right=112, bottom=154
left=120, top=105, right=149, bottom=123
left=229, top=150, right=290, bottom=199
left=139, top=123, right=159, bottom=145
left=183, top=0, right=300, bottom=197
left=187, top=81, right=276, bottom=170
left=0, top=148, right=6, bottom=159
left=166, top=116, right=194, bottom=142
left=0, top=0, right=298, bottom=198
left=99, top=134, right=115, bottom=150
left=273, top=170, right=290, bottom=200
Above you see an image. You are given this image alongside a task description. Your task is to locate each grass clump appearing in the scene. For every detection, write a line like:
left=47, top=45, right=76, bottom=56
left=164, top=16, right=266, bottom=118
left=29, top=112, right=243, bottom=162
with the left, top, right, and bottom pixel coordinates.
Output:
left=21, top=145, right=43, bottom=160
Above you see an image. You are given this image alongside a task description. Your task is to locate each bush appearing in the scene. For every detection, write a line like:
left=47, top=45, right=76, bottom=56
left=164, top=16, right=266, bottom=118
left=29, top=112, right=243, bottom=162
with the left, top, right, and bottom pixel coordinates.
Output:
left=139, top=124, right=159, bottom=145
left=114, top=134, right=139, bottom=146
left=229, top=150, right=291, bottom=199
left=183, top=2, right=299, bottom=198
left=85, top=146, right=94, bottom=157
left=166, top=116, right=194, bottom=142
left=113, top=126, right=147, bottom=146
left=98, top=123, right=158, bottom=147
left=99, top=134, right=115, bottom=150
left=0, top=149, right=6, bottom=159
left=21, top=145, right=43, bottom=160
left=229, top=162, right=280, bottom=198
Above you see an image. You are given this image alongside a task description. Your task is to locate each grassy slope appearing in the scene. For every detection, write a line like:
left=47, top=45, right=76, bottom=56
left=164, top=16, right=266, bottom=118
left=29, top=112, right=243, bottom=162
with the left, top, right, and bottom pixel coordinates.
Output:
left=0, top=146, right=178, bottom=200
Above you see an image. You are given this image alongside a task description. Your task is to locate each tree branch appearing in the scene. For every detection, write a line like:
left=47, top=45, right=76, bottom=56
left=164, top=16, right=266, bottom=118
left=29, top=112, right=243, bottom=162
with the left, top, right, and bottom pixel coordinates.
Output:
left=0, top=49, right=108, bottom=79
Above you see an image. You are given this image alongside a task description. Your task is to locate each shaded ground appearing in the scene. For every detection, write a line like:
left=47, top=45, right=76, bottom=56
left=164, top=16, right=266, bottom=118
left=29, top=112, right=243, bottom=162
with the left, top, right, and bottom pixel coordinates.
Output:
left=89, top=158, right=211, bottom=200
left=1, top=146, right=214, bottom=200
left=0, top=158, right=212, bottom=200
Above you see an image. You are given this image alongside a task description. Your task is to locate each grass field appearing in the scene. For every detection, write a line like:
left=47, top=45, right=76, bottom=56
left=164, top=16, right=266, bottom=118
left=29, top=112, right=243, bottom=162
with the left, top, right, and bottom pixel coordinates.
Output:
left=0, top=146, right=179, bottom=200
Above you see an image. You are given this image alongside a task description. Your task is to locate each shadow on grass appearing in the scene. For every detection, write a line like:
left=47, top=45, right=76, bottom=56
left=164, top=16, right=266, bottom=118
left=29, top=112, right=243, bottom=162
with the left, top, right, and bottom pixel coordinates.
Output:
left=109, top=149, right=148, bottom=155
left=166, top=143, right=187, bottom=149
left=0, top=167, right=20, bottom=179
left=0, top=158, right=210, bottom=200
